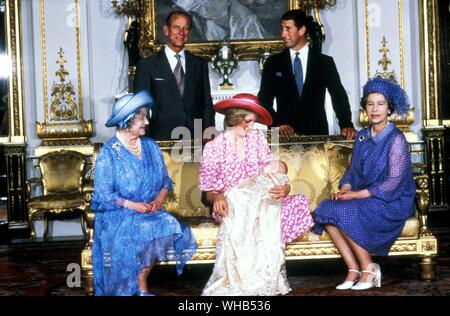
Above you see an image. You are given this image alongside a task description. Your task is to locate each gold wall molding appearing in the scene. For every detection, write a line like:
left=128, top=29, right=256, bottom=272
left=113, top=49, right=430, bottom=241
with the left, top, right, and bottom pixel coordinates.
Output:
left=36, top=119, right=93, bottom=146
left=39, top=0, right=48, bottom=124
left=50, top=48, right=78, bottom=121
left=38, top=0, right=91, bottom=146
left=419, top=0, right=441, bottom=126
left=422, top=127, right=448, bottom=210
left=375, top=36, right=398, bottom=82
left=4, top=0, right=25, bottom=143
left=364, top=0, right=405, bottom=87
left=364, top=0, right=370, bottom=80
left=398, top=0, right=405, bottom=88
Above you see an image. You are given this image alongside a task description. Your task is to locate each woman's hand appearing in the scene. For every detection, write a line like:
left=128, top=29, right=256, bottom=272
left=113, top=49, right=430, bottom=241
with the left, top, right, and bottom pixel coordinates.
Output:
left=335, top=190, right=357, bottom=200
left=269, top=184, right=290, bottom=201
left=331, top=185, right=351, bottom=200
left=126, top=201, right=151, bottom=213
left=332, top=188, right=371, bottom=201
left=147, top=199, right=163, bottom=213
left=212, top=193, right=228, bottom=219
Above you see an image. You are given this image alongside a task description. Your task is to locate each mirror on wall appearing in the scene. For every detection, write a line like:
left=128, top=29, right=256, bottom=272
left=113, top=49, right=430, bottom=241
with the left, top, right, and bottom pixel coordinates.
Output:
left=0, top=0, right=8, bottom=137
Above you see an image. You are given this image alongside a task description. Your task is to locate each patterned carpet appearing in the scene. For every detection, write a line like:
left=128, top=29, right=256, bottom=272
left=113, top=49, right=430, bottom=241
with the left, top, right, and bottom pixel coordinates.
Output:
left=0, top=222, right=449, bottom=296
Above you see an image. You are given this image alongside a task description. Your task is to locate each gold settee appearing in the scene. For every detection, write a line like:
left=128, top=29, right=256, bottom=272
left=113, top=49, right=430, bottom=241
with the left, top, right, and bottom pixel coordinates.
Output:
left=81, top=135, right=438, bottom=295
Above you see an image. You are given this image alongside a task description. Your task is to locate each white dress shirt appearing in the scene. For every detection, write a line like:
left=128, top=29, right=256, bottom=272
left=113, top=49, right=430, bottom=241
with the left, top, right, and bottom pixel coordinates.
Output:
left=164, top=45, right=186, bottom=73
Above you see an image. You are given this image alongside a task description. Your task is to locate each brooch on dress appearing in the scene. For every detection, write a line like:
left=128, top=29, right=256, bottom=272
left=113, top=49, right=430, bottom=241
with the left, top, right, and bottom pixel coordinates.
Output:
left=358, top=135, right=365, bottom=142
left=112, top=141, right=123, bottom=159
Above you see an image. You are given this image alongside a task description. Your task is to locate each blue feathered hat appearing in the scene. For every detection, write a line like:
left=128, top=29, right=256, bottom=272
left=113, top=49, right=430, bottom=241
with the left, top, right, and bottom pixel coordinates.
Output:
left=105, top=90, right=153, bottom=128
left=362, top=77, right=410, bottom=116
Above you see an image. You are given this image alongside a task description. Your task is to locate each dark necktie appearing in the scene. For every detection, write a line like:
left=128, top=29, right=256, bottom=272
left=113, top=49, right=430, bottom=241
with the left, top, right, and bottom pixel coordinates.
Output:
left=293, top=52, right=303, bottom=96
left=174, top=54, right=185, bottom=95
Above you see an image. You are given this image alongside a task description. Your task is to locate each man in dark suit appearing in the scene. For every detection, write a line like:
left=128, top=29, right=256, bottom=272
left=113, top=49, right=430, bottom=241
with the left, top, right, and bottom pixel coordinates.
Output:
left=258, top=9, right=357, bottom=140
left=134, top=11, right=215, bottom=141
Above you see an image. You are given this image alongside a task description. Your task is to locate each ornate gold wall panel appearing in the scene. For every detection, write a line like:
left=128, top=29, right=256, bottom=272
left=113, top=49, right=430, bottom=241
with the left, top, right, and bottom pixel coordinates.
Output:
left=419, top=0, right=449, bottom=211
left=422, top=127, right=448, bottom=210
left=365, top=0, right=405, bottom=87
left=1, top=1, right=29, bottom=239
left=419, top=0, right=440, bottom=126
left=4, top=0, right=25, bottom=143
left=37, top=0, right=92, bottom=146
left=2, top=143, right=28, bottom=234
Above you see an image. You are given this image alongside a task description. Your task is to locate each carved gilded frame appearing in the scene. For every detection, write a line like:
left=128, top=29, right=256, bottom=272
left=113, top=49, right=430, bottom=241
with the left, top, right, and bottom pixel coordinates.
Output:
left=0, top=0, right=25, bottom=143
left=419, top=0, right=446, bottom=126
left=138, top=0, right=337, bottom=60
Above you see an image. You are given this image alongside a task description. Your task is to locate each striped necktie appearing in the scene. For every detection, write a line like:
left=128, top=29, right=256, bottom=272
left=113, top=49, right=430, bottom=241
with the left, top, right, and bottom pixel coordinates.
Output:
left=174, top=54, right=185, bottom=95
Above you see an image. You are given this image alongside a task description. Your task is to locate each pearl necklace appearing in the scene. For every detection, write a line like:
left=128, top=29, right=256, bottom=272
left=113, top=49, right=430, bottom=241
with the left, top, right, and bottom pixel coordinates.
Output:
left=116, top=132, right=142, bottom=157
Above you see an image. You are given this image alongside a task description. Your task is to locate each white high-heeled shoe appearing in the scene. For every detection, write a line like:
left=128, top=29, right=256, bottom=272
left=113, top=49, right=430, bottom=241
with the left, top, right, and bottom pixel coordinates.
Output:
left=351, top=263, right=381, bottom=290
left=336, top=269, right=361, bottom=290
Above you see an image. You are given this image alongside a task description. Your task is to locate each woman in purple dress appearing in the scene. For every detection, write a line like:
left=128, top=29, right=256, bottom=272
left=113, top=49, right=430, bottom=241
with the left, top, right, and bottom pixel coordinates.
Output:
left=313, top=78, right=416, bottom=291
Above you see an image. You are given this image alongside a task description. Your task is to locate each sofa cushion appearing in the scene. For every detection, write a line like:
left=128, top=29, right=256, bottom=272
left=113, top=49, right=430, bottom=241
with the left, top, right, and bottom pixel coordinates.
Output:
left=325, top=142, right=354, bottom=193
left=277, top=143, right=329, bottom=211
left=161, top=150, right=210, bottom=217
left=181, top=216, right=419, bottom=248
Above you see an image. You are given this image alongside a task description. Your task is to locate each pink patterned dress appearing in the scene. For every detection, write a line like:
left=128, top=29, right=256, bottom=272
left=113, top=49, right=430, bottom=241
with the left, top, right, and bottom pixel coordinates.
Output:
left=199, top=129, right=314, bottom=244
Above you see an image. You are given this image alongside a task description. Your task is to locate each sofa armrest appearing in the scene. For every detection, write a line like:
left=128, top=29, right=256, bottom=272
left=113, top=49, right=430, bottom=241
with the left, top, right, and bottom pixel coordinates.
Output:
left=26, top=177, right=42, bottom=200
left=83, top=205, right=95, bottom=250
left=414, top=173, right=432, bottom=237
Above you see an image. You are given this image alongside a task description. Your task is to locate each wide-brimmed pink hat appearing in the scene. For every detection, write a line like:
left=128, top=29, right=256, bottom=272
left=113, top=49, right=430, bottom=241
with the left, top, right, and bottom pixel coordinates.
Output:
left=214, top=93, right=273, bottom=126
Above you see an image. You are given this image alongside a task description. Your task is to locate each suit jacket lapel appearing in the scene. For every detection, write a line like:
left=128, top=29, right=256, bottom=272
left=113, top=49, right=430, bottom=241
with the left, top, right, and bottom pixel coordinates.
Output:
left=303, top=49, right=316, bottom=94
left=156, top=50, right=184, bottom=101
left=183, top=52, right=194, bottom=101
left=282, top=49, right=302, bottom=99
left=282, top=49, right=294, bottom=82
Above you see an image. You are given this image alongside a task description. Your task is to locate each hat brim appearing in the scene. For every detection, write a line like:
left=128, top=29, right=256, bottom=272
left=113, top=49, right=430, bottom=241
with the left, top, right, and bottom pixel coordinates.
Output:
left=214, top=99, right=273, bottom=126
left=105, top=91, right=154, bottom=127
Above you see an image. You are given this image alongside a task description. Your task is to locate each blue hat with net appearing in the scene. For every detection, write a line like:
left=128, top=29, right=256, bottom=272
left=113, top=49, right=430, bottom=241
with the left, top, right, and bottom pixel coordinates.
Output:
left=362, top=77, right=410, bottom=116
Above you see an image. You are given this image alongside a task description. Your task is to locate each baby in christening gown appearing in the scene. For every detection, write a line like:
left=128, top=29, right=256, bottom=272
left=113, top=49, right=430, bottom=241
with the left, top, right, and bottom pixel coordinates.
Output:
left=202, top=160, right=292, bottom=296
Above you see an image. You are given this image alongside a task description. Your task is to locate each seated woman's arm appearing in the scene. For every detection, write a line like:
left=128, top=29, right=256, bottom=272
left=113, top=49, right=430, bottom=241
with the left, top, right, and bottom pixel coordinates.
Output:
left=367, top=133, right=413, bottom=202
left=334, top=188, right=372, bottom=201
left=199, top=141, right=227, bottom=221
left=92, top=148, right=150, bottom=213
left=337, top=134, right=412, bottom=201
left=206, top=191, right=228, bottom=219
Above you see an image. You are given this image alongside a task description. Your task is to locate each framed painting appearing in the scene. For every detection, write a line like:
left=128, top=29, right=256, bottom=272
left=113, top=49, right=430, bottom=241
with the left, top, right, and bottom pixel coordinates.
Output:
left=138, top=0, right=336, bottom=60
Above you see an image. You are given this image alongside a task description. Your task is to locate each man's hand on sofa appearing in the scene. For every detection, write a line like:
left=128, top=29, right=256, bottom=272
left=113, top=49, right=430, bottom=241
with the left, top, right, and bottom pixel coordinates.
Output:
left=341, top=127, right=357, bottom=140
left=277, top=125, right=295, bottom=139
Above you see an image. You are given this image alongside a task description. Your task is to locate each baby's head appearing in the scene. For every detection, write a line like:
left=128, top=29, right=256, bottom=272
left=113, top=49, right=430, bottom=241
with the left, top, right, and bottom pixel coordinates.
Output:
left=264, top=160, right=288, bottom=174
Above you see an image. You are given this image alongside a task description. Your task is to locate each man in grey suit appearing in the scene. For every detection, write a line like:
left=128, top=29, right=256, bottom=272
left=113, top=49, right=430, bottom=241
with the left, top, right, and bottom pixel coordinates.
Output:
left=134, top=11, right=216, bottom=141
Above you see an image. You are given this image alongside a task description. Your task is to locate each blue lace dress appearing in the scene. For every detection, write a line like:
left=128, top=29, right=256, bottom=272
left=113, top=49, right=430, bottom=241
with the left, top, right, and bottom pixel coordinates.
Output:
left=91, top=135, right=197, bottom=296
left=313, top=123, right=416, bottom=255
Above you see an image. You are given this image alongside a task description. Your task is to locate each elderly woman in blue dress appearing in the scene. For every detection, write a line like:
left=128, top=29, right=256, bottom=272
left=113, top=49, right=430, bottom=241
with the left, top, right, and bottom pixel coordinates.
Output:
left=313, top=78, right=416, bottom=291
left=91, top=91, right=197, bottom=296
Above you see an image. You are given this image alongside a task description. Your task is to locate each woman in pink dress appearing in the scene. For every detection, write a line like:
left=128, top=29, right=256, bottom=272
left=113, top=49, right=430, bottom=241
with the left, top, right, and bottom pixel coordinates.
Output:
left=199, top=93, right=314, bottom=296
